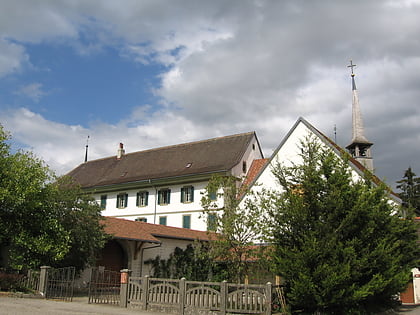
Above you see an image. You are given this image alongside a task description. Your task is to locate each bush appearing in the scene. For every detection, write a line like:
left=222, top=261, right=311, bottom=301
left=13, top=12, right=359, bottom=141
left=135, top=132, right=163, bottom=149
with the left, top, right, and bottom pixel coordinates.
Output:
left=0, top=272, right=27, bottom=292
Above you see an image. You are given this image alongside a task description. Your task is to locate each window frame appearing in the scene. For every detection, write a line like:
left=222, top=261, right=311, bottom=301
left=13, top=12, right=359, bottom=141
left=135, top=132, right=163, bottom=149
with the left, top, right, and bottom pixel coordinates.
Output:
left=136, top=191, right=149, bottom=207
left=158, top=188, right=171, bottom=205
left=100, top=195, right=107, bottom=210
left=181, top=186, right=194, bottom=203
left=116, top=193, right=128, bottom=209
left=159, top=216, right=167, bottom=226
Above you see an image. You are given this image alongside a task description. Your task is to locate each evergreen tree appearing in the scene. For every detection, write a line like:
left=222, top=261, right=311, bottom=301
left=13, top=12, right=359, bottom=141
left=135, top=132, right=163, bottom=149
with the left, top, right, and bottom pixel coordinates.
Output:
left=396, top=167, right=420, bottom=216
left=264, top=136, right=419, bottom=314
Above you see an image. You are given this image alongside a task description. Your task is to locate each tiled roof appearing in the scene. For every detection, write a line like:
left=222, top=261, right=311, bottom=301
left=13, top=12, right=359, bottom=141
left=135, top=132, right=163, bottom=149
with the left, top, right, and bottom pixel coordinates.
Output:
left=102, top=216, right=214, bottom=243
left=242, top=158, right=269, bottom=189
left=68, top=132, right=256, bottom=189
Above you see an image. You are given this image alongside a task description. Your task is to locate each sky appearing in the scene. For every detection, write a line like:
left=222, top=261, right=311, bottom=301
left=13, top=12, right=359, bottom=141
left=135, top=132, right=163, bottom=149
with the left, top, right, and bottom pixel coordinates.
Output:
left=1, top=0, right=420, bottom=190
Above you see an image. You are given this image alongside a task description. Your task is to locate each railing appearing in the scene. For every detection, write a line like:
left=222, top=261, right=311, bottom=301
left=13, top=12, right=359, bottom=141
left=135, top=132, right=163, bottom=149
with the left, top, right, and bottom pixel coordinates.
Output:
left=123, top=273, right=275, bottom=315
left=19, top=270, right=40, bottom=291
left=44, top=266, right=75, bottom=301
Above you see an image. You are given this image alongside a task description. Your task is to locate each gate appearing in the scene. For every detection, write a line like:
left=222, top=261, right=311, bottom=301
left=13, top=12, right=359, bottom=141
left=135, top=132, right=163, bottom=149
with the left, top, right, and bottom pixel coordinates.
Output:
left=88, top=267, right=121, bottom=305
left=45, top=266, right=75, bottom=301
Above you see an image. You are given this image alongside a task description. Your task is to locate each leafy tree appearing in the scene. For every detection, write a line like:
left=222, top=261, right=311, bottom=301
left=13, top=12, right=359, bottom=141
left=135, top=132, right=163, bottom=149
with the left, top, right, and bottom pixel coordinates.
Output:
left=397, top=167, right=420, bottom=216
left=201, top=175, right=268, bottom=283
left=264, top=137, right=419, bottom=314
left=0, top=124, right=108, bottom=271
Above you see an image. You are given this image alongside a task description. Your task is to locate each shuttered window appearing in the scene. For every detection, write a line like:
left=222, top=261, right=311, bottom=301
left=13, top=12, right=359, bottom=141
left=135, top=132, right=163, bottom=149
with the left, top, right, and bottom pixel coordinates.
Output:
left=181, top=186, right=194, bottom=203
left=116, top=193, right=128, bottom=208
left=158, top=189, right=171, bottom=205
left=182, top=215, right=191, bottom=229
left=136, top=191, right=149, bottom=207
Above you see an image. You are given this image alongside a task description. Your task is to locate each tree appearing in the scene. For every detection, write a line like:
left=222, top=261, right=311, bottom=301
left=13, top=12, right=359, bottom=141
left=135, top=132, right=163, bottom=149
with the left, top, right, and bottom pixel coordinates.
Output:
left=397, top=167, right=420, bottom=216
left=264, top=137, right=419, bottom=313
left=0, top=124, right=108, bottom=271
left=201, top=175, right=268, bottom=283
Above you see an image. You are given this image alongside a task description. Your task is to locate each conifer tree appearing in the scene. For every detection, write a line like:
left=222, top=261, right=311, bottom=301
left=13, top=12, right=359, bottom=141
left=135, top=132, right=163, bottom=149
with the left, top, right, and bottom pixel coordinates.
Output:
left=265, top=137, right=419, bottom=313
left=397, top=167, right=420, bottom=216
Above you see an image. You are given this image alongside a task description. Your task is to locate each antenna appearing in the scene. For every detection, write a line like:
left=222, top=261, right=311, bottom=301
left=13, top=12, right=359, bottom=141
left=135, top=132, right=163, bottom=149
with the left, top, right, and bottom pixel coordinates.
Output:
left=334, top=124, right=337, bottom=143
left=84, top=135, right=90, bottom=163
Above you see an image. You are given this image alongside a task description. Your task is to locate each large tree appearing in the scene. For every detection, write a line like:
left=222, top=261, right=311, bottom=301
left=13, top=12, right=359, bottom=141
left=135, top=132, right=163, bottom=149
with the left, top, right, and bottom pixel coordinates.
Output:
left=264, top=137, right=419, bottom=313
left=0, top=125, right=108, bottom=271
left=396, top=167, right=420, bottom=216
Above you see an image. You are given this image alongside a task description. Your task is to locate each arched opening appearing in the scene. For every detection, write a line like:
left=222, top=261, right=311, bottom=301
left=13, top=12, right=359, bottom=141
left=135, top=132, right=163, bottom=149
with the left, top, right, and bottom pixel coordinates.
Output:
left=96, top=239, right=128, bottom=272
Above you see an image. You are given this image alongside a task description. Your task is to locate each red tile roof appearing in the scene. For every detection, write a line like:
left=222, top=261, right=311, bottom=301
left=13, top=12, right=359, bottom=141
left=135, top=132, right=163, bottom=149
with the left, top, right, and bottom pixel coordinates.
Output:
left=242, top=158, right=269, bottom=189
left=102, top=216, right=214, bottom=243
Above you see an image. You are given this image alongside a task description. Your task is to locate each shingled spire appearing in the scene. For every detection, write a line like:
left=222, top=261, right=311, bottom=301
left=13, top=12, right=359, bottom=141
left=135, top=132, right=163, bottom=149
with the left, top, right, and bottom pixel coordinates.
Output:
left=345, top=60, right=374, bottom=171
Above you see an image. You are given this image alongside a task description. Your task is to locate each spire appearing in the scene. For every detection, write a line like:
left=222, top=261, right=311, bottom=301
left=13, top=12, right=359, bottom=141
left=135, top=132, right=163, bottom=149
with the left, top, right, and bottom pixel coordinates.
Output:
left=345, top=60, right=374, bottom=171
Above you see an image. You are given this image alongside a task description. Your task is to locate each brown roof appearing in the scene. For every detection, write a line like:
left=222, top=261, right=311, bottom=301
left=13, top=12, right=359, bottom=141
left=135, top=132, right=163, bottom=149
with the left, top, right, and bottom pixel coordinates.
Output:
left=68, top=132, right=257, bottom=188
left=102, top=216, right=214, bottom=243
left=242, top=158, right=269, bottom=189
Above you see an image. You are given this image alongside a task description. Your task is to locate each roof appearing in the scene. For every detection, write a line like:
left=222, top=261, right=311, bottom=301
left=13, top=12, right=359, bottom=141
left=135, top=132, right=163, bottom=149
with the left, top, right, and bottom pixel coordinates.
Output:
left=241, top=158, right=269, bottom=190
left=67, top=132, right=257, bottom=189
left=102, top=216, right=214, bottom=243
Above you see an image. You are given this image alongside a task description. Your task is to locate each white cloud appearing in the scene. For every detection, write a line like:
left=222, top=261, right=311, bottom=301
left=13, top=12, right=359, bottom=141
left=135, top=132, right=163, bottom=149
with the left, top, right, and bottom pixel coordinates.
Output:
left=14, top=83, right=48, bottom=102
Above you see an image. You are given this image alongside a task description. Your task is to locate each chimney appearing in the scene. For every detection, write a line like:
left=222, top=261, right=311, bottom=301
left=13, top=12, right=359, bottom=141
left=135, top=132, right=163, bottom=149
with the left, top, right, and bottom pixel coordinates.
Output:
left=117, top=142, right=125, bottom=159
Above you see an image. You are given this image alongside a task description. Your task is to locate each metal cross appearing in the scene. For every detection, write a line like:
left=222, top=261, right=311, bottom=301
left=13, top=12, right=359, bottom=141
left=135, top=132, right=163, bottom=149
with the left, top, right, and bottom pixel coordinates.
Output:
left=348, top=60, right=356, bottom=75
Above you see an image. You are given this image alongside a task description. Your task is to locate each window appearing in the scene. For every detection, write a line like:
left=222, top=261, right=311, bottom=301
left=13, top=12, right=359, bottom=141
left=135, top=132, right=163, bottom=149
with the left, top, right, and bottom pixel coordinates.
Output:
left=159, top=216, right=167, bottom=225
left=158, top=189, right=171, bottom=205
left=100, top=195, right=107, bottom=210
left=242, top=161, right=247, bottom=173
left=182, top=215, right=191, bottom=229
left=135, top=217, right=147, bottom=222
left=116, top=193, right=128, bottom=208
left=136, top=191, right=149, bottom=207
left=209, top=189, right=217, bottom=201
left=181, top=186, right=194, bottom=203
left=207, top=213, right=217, bottom=231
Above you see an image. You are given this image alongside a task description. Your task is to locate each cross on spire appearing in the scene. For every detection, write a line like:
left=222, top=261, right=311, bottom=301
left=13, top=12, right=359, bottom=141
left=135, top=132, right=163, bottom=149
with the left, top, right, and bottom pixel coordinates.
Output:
left=348, top=60, right=356, bottom=77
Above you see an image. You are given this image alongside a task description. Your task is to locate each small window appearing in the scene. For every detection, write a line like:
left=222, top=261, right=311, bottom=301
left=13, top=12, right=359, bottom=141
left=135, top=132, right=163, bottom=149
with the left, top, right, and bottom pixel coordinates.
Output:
left=181, top=186, right=194, bottom=203
left=135, top=217, right=147, bottom=222
left=100, top=195, right=107, bottom=210
left=136, top=191, right=149, bottom=207
left=116, top=193, right=128, bottom=208
left=207, top=213, right=217, bottom=231
left=209, top=190, right=217, bottom=201
left=158, top=189, right=171, bottom=205
left=242, top=161, right=247, bottom=173
left=182, top=215, right=191, bottom=229
left=159, top=216, right=167, bottom=226
left=252, top=144, right=255, bottom=150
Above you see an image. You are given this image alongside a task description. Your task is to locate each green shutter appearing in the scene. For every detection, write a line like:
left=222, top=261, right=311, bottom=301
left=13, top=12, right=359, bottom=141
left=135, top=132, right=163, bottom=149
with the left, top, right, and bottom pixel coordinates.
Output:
left=190, top=186, right=194, bottom=202
left=136, top=192, right=140, bottom=207
left=183, top=215, right=191, bottom=229
left=167, top=189, right=171, bottom=204
left=145, top=191, right=149, bottom=206
left=181, top=187, right=185, bottom=203
left=116, top=195, right=120, bottom=208
left=158, top=190, right=161, bottom=205
left=124, top=194, right=128, bottom=207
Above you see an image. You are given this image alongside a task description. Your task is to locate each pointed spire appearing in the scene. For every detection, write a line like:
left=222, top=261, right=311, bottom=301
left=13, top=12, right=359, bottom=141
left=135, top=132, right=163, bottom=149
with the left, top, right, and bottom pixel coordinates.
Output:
left=346, top=60, right=374, bottom=171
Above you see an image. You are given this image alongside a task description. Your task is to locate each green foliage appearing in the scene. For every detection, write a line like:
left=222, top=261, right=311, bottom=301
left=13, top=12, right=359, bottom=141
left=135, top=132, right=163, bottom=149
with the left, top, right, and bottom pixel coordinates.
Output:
left=201, top=175, right=268, bottom=283
left=397, top=167, right=420, bottom=216
left=145, top=244, right=215, bottom=281
left=0, top=124, right=108, bottom=272
left=265, top=136, right=419, bottom=314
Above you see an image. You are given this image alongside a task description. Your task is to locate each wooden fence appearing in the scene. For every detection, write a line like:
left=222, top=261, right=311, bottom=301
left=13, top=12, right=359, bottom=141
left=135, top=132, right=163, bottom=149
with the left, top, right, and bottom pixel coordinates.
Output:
left=121, top=270, right=279, bottom=315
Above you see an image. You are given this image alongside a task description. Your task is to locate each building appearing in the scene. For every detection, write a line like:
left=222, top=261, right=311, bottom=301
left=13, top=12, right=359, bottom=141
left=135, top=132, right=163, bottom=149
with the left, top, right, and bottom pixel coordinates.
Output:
left=67, top=132, right=263, bottom=231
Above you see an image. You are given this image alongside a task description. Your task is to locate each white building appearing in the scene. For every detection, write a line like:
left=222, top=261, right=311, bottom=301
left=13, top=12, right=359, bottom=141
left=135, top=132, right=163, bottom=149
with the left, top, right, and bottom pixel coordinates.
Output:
left=67, top=131, right=264, bottom=231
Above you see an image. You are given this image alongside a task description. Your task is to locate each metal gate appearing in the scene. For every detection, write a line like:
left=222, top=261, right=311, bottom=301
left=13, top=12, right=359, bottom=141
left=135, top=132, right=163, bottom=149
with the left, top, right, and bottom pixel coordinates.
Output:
left=88, top=267, right=121, bottom=305
left=45, top=267, right=75, bottom=301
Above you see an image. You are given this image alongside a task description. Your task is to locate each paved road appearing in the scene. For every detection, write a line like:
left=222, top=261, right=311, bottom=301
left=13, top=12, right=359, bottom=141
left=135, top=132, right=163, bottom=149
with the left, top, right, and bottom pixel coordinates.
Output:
left=1, top=296, right=420, bottom=315
left=0, top=296, right=163, bottom=315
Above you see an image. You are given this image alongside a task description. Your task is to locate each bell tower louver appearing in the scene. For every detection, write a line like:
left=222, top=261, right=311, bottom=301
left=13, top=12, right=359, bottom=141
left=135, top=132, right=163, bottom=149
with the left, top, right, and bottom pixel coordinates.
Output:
left=345, top=60, right=374, bottom=172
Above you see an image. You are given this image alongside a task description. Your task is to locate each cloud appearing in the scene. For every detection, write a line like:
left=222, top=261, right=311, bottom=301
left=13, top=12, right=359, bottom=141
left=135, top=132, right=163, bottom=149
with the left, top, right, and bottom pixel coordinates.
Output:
left=0, top=39, right=28, bottom=77
left=14, top=83, right=48, bottom=102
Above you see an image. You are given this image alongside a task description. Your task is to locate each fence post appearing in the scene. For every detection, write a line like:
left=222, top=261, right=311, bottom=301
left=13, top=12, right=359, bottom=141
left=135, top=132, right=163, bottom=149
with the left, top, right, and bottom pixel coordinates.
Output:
left=179, top=277, right=186, bottom=315
left=220, top=280, right=227, bottom=315
left=120, top=269, right=131, bottom=308
left=38, top=266, right=50, bottom=296
left=142, top=275, right=149, bottom=311
left=265, top=282, right=272, bottom=315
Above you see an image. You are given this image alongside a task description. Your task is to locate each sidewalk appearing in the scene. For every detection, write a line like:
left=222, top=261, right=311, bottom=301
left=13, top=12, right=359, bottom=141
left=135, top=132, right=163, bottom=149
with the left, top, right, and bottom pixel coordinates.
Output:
left=0, top=296, right=163, bottom=315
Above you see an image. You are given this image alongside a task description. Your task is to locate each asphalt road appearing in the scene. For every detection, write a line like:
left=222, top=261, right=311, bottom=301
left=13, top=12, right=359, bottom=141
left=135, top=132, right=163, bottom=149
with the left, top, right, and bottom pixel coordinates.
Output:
left=1, top=296, right=420, bottom=315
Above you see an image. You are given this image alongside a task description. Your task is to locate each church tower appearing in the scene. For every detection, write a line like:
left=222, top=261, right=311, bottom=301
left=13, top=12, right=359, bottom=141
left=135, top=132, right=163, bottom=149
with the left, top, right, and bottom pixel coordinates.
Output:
left=345, top=60, right=374, bottom=171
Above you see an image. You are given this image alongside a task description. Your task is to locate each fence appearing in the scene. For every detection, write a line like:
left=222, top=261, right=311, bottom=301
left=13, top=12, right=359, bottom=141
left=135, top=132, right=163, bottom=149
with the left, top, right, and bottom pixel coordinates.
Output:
left=88, top=267, right=121, bottom=305
left=19, top=269, right=40, bottom=291
left=121, top=270, right=281, bottom=315
left=42, top=266, right=75, bottom=301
